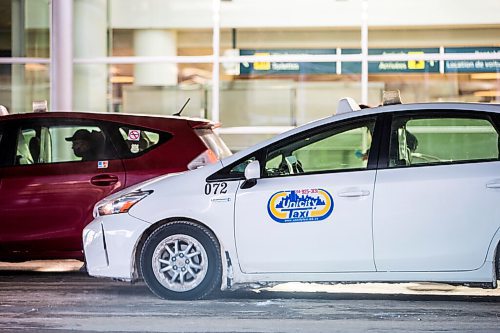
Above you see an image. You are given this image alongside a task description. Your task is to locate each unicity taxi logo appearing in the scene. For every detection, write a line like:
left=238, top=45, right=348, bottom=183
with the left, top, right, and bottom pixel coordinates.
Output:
left=267, top=188, right=334, bottom=223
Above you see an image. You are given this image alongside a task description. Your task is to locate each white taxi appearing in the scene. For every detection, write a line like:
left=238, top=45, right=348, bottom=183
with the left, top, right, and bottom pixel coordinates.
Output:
left=83, top=96, right=500, bottom=300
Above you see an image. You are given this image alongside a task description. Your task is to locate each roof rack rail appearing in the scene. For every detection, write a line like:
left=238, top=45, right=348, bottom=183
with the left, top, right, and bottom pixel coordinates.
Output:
left=337, top=97, right=361, bottom=115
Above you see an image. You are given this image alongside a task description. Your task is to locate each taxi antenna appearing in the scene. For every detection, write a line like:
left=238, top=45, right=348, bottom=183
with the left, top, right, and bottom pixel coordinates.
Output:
left=173, top=98, right=190, bottom=116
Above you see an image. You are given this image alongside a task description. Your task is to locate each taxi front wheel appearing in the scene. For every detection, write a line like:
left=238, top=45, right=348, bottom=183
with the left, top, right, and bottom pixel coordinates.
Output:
left=140, top=221, right=222, bottom=300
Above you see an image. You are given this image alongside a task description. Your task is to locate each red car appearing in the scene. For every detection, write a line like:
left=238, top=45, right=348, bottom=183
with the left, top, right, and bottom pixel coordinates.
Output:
left=0, top=111, right=231, bottom=262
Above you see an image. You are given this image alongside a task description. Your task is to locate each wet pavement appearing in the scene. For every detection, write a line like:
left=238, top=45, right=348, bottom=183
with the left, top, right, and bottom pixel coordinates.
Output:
left=0, top=261, right=499, bottom=332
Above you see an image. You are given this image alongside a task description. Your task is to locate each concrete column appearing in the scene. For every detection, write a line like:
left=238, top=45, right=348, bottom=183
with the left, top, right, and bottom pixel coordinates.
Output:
left=73, top=0, right=108, bottom=112
left=133, top=30, right=178, bottom=86
left=361, top=0, right=368, bottom=106
left=51, top=0, right=73, bottom=111
left=211, top=0, right=220, bottom=123
left=11, top=0, right=25, bottom=113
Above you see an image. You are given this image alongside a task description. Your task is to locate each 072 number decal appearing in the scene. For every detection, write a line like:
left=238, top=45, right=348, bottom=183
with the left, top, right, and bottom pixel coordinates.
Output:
left=205, top=182, right=228, bottom=195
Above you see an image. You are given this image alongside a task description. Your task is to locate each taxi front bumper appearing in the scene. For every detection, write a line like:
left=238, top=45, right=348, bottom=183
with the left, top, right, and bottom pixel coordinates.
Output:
left=83, top=214, right=151, bottom=280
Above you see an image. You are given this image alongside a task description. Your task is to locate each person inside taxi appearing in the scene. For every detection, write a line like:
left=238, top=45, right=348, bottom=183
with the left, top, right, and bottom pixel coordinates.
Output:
left=66, top=129, right=104, bottom=161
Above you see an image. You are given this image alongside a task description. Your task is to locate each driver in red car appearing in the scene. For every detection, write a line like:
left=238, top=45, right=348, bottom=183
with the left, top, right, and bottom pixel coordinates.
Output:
left=66, top=129, right=103, bottom=161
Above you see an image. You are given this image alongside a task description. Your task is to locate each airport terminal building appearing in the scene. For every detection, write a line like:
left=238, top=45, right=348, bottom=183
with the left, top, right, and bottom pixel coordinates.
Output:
left=0, top=0, right=499, bottom=149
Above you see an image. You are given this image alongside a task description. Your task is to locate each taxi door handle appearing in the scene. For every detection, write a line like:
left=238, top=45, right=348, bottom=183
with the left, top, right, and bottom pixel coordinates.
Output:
left=338, top=190, right=370, bottom=198
left=91, top=174, right=119, bottom=186
left=486, top=182, right=500, bottom=189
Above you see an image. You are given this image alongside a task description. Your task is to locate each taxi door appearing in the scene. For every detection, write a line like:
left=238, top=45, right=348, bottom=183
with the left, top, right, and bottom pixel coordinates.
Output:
left=373, top=112, right=500, bottom=272
left=234, top=118, right=379, bottom=273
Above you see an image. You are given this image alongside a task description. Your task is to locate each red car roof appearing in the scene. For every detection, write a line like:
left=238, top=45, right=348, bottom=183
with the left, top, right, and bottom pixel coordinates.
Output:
left=1, top=111, right=217, bottom=131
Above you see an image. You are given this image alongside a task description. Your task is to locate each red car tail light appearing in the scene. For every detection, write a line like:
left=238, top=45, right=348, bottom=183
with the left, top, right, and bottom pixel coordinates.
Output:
left=187, top=149, right=218, bottom=170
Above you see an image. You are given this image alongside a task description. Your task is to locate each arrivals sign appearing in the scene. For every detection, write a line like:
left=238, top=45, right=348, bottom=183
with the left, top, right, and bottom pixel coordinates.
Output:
left=342, top=48, right=440, bottom=74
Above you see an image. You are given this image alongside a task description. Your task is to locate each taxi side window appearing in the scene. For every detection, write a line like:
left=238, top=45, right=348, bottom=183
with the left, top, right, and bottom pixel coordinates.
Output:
left=264, top=120, right=376, bottom=177
left=14, top=124, right=116, bottom=165
left=206, top=155, right=257, bottom=181
left=15, top=128, right=37, bottom=165
left=229, top=157, right=256, bottom=176
left=389, top=116, right=499, bottom=167
left=118, top=127, right=161, bottom=155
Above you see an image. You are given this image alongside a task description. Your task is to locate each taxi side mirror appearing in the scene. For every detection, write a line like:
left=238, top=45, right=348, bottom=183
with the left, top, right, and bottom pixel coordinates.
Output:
left=244, top=160, right=261, bottom=180
left=241, top=160, right=260, bottom=189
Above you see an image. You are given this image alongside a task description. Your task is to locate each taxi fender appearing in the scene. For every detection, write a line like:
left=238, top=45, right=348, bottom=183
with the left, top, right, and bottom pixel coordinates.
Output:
left=486, top=225, right=500, bottom=265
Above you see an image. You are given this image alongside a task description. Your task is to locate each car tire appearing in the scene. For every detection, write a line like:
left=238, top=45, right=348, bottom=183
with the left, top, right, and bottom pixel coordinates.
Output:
left=140, top=221, right=222, bottom=300
left=496, top=243, right=500, bottom=281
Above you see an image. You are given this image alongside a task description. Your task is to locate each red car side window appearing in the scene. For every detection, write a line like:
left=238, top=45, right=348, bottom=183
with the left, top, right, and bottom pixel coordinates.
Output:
left=15, top=124, right=118, bottom=165
left=118, top=127, right=161, bottom=155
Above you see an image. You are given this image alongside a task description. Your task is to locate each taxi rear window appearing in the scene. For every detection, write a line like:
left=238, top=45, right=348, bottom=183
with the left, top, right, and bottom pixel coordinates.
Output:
left=118, top=127, right=171, bottom=156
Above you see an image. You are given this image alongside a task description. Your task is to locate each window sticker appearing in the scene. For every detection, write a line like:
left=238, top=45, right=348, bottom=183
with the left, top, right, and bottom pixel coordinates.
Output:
left=98, top=161, right=109, bottom=169
left=267, top=188, right=334, bottom=223
left=130, top=143, right=140, bottom=154
left=127, top=129, right=141, bottom=141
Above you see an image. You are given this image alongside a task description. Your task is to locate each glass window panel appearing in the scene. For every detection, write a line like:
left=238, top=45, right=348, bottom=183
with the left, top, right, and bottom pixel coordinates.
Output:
left=219, top=133, right=276, bottom=153
left=15, top=124, right=118, bottom=165
left=220, top=0, right=362, bottom=52
left=264, top=120, right=376, bottom=177
left=108, top=0, right=213, bottom=57
left=0, top=1, right=49, bottom=113
left=368, top=5, right=500, bottom=103
left=15, top=128, right=37, bottom=165
left=218, top=57, right=368, bottom=124
left=75, top=63, right=212, bottom=116
left=0, top=64, right=50, bottom=114
left=217, top=62, right=370, bottom=151
left=217, top=0, right=365, bottom=152
left=229, top=157, right=256, bottom=177
left=118, top=127, right=161, bottom=155
left=1, top=0, right=50, bottom=58
left=389, top=116, right=499, bottom=167
left=217, top=63, right=368, bottom=126
left=49, top=125, right=115, bottom=163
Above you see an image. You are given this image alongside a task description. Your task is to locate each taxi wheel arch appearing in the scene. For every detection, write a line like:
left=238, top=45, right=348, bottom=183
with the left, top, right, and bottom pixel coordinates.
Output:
left=139, top=220, right=222, bottom=300
left=134, top=218, right=216, bottom=278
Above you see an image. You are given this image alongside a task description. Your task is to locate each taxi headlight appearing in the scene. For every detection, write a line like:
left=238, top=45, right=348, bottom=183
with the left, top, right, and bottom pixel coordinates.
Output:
left=95, top=190, right=153, bottom=216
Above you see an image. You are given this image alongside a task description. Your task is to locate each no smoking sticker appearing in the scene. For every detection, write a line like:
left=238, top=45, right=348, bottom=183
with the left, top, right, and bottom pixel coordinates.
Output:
left=128, top=130, right=141, bottom=141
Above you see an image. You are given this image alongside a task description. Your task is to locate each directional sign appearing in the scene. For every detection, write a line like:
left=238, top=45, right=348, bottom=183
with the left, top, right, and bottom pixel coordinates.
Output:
left=342, top=48, right=440, bottom=74
left=445, top=47, right=500, bottom=73
left=240, top=49, right=337, bottom=75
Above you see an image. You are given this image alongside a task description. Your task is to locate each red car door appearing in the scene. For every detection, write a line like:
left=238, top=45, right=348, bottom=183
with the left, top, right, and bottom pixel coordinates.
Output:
left=0, top=119, right=126, bottom=260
